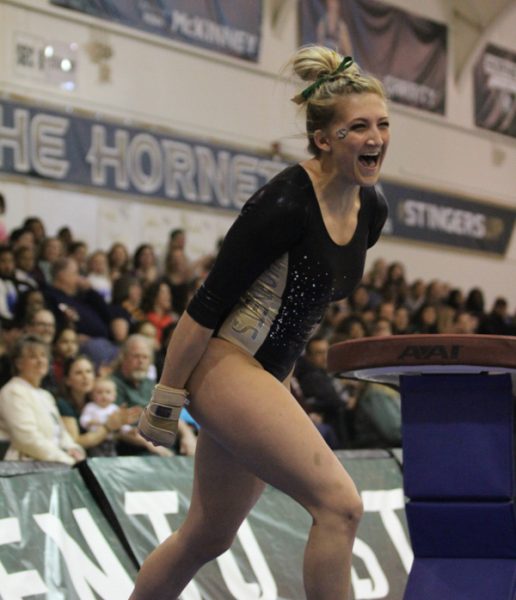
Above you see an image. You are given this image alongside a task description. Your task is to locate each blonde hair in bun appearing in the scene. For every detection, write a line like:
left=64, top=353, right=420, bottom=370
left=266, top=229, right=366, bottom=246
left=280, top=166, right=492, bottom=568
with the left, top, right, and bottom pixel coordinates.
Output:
left=289, top=45, right=386, bottom=156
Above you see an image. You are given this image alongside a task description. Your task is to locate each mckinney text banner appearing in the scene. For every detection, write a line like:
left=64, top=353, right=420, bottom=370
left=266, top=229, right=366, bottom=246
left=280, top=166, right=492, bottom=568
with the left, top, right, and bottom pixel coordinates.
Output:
left=50, top=0, right=263, bottom=61
left=474, top=43, right=516, bottom=139
left=0, top=97, right=287, bottom=211
left=300, top=0, right=447, bottom=114
left=380, top=181, right=516, bottom=255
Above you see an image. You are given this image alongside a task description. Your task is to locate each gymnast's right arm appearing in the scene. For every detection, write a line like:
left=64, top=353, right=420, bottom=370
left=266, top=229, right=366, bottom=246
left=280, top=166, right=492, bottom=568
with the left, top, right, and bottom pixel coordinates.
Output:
left=159, top=177, right=308, bottom=390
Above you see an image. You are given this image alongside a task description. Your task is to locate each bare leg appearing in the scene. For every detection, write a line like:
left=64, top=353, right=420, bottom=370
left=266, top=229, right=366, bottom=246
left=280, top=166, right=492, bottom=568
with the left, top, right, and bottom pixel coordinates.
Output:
left=129, top=429, right=265, bottom=599
left=131, top=340, right=362, bottom=599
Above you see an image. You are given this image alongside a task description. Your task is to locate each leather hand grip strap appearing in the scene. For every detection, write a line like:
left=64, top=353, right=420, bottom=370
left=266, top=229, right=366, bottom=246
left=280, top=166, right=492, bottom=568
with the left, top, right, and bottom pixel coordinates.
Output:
left=138, top=384, right=188, bottom=448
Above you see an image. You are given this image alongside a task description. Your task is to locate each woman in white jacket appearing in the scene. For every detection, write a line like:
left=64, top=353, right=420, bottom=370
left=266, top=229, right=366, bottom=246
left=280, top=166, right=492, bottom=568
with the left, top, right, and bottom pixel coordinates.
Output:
left=0, top=335, right=85, bottom=465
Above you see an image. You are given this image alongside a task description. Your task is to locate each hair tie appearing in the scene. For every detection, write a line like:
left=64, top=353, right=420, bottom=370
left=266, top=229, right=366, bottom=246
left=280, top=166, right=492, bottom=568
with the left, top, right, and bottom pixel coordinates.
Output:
left=299, top=56, right=354, bottom=102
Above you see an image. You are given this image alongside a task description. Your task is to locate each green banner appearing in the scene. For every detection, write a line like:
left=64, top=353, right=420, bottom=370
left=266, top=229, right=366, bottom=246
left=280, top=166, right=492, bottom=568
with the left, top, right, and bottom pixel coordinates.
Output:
left=0, top=468, right=137, bottom=599
left=0, top=452, right=410, bottom=599
left=89, top=452, right=411, bottom=599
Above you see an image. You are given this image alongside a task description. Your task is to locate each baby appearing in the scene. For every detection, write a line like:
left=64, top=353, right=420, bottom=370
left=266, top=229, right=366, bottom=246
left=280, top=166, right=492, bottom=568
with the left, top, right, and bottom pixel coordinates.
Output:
left=81, top=377, right=173, bottom=457
left=80, top=377, right=127, bottom=457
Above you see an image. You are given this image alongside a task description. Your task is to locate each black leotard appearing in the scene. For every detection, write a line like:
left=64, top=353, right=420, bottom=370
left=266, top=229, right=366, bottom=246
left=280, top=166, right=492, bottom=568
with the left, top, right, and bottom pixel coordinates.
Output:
left=187, top=164, right=388, bottom=381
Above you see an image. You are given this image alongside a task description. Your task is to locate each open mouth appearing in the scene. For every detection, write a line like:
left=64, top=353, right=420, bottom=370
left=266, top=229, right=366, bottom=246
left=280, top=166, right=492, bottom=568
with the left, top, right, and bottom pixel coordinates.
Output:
left=358, top=152, right=380, bottom=168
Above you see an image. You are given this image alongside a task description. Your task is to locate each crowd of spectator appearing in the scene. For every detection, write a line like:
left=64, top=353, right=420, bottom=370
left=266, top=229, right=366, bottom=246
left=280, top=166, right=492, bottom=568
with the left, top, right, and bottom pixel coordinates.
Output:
left=0, top=207, right=514, bottom=462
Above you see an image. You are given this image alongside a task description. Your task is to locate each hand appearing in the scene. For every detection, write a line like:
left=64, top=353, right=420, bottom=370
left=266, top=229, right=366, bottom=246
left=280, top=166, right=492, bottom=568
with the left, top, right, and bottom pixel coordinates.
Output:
left=178, top=421, right=197, bottom=456
left=149, top=444, right=174, bottom=457
left=68, top=447, right=86, bottom=462
left=179, top=433, right=197, bottom=456
left=120, top=405, right=143, bottom=426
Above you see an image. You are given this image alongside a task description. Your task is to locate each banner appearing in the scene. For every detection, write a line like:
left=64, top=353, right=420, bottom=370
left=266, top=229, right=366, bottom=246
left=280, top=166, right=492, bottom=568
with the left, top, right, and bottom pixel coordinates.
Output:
left=379, top=181, right=516, bottom=255
left=0, top=468, right=138, bottom=599
left=0, top=97, right=287, bottom=211
left=474, top=44, right=516, bottom=139
left=50, top=0, right=263, bottom=61
left=0, top=452, right=411, bottom=599
left=299, top=0, right=447, bottom=114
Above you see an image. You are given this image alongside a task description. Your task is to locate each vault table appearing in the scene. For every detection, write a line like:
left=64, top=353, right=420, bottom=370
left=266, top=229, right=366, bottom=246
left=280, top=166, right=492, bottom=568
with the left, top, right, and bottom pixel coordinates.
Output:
left=328, top=334, right=516, bottom=600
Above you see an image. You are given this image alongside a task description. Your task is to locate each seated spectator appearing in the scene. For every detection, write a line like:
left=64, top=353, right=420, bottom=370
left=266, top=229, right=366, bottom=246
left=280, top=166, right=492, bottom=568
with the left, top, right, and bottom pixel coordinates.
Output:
left=376, top=299, right=396, bottom=323
left=446, top=288, right=465, bottom=312
left=478, top=297, right=515, bottom=336
left=108, top=242, right=131, bottom=281
left=382, top=261, right=408, bottom=306
left=111, top=275, right=146, bottom=329
left=68, top=241, right=89, bottom=275
left=348, top=284, right=372, bottom=315
left=405, top=279, right=426, bottom=315
left=451, top=310, right=479, bottom=334
left=0, top=335, right=85, bottom=464
left=12, top=289, right=46, bottom=328
left=86, top=250, right=112, bottom=303
left=57, top=355, right=140, bottom=456
left=132, top=244, right=159, bottom=289
left=112, top=334, right=197, bottom=456
left=362, top=258, right=387, bottom=308
left=352, top=382, right=401, bottom=449
left=465, top=287, right=486, bottom=322
left=163, top=247, right=191, bottom=315
left=38, top=237, right=64, bottom=284
left=51, top=326, right=79, bottom=389
left=24, top=308, right=56, bottom=345
left=57, top=226, right=73, bottom=255
left=412, top=303, right=439, bottom=334
left=0, top=320, right=23, bottom=387
left=392, top=306, right=411, bottom=335
left=22, top=216, right=46, bottom=251
left=0, top=245, right=36, bottom=324
left=79, top=376, right=136, bottom=457
left=9, top=227, right=35, bottom=253
left=294, top=335, right=352, bottom=449
left=370, top=317, right=393, bottom=337
left=43, top=258, right=117, bottom=357
left=131, top=320, right=160, bottom=380
left=14, top=245, right=42, bottom=288
left=333, top=314, right=368, bottom=341
left=141, top=280, right=178, bottom=345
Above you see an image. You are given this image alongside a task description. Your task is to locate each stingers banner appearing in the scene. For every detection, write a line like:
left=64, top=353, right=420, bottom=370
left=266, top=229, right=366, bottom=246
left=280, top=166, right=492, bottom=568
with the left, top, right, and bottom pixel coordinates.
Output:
left=300, top=0, right=447, bottom=114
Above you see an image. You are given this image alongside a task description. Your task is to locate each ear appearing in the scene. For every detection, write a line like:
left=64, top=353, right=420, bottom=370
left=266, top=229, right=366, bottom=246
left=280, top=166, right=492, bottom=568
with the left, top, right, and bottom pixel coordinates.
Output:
left=313, top=129, right=332, bottom=154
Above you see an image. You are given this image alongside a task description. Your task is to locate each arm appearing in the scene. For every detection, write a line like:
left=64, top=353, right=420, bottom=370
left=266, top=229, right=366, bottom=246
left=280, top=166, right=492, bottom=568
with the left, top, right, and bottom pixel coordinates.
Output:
left=59, top=414, right=108, bottom=450
left=159, top=312, right=214, bottom=388
left=162, top=171, right=307, bottom=387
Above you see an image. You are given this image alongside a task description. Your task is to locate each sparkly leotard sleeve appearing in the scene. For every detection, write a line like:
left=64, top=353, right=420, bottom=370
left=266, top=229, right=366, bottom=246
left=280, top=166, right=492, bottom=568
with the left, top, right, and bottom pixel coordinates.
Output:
left=187, top=164, right=388, bottom=381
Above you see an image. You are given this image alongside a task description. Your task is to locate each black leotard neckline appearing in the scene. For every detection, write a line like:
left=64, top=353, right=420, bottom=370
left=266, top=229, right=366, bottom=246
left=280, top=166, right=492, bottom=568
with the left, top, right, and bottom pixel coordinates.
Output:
left=297, top=164, right=363, bottom=249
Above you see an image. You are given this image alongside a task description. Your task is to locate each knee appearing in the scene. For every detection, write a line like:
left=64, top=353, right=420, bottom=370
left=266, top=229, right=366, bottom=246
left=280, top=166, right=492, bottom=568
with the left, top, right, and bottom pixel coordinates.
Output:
left=189, top=528, right=236, bottom=563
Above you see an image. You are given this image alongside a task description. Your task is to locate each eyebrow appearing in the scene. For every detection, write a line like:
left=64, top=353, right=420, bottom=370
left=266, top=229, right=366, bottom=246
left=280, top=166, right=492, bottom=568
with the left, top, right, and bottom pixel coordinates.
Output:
left=348, top=116, right=389, bottom=124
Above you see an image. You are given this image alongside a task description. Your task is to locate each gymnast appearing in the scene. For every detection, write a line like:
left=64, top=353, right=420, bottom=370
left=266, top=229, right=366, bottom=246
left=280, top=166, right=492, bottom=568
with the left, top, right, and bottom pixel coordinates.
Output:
left=131, top=44, right=390, bottom=600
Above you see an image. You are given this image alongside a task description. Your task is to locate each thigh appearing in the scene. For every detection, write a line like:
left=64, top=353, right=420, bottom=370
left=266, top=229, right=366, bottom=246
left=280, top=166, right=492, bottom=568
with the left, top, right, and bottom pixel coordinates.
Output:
left=187, top=340, right=358, bottom=513
left=185, top=427, right=266, bottom=536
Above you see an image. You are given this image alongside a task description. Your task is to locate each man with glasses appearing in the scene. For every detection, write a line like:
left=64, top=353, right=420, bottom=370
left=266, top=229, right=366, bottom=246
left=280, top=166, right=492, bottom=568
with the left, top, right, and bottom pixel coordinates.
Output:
left=24, top=309, right=56, bottom=345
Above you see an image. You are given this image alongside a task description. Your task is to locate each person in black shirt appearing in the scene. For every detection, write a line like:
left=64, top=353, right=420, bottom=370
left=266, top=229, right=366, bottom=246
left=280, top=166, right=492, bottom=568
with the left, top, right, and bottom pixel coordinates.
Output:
left=132, top=45, right=390, bottom=600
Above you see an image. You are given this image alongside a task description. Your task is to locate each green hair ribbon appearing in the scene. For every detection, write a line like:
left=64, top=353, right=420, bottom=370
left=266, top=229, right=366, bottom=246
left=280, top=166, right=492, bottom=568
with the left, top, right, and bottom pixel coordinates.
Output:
left=300, top=56, right=354, bottom=101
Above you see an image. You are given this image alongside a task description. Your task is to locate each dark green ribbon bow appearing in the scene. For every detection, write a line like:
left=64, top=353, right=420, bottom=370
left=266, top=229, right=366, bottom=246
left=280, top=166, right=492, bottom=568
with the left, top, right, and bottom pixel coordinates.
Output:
left=300, top=56, right=354, bottom=101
